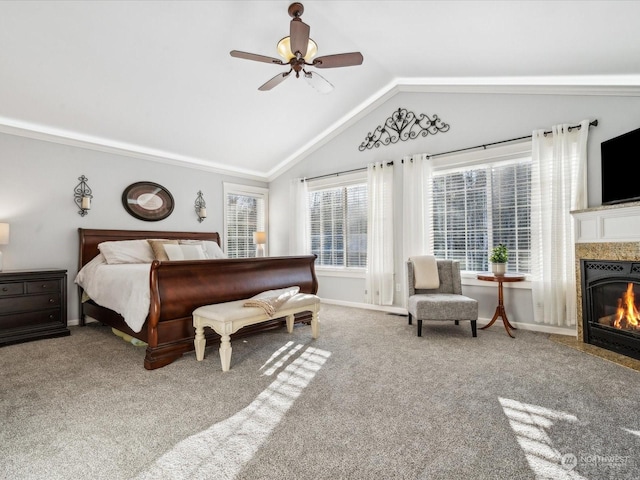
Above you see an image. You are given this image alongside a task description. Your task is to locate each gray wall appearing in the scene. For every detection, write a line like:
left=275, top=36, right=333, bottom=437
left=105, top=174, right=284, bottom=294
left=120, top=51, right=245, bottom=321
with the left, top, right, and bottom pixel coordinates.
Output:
left=268, top=89, right=640, bottom=333
left=0, top=132, right=266, bottom=324
left=2, top=88, right=639, bottom=333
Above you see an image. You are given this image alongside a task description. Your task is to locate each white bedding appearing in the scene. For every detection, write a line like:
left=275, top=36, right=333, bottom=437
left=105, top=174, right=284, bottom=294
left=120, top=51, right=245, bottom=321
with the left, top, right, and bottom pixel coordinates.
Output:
left=74, top=254, right=152, bottom=333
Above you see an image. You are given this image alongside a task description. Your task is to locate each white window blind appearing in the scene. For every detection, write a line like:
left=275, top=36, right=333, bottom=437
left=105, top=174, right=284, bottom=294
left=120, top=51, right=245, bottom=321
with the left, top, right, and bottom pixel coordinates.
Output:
left=308, top=174, right=367, bottom=269
left=223, top=183, right=268, bottom=258
left=430, top=144, right=532, bottom=273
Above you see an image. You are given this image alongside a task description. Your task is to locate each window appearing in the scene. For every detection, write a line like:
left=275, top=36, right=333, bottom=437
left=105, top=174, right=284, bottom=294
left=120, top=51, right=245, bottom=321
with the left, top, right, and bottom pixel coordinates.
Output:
left=429, top=143, right=532, bottom=273
left=223, top=183, right=268, bottom=258
left=307, top=173, right=367, bottom=269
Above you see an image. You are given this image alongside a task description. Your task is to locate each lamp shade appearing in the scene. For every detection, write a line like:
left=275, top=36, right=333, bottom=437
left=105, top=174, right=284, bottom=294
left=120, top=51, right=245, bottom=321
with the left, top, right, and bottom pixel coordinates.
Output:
left=276, top=36, right=318, bottom=61
left=0, top=223, right=9, bottom=245
left=253, top=231, right=266, bottom=245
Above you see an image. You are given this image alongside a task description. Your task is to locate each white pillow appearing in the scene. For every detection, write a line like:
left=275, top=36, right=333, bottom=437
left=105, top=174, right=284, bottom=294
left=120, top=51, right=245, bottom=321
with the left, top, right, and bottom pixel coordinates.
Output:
left=179, top=239, right=227, bottom=259
left=203, top=240, right=227, bottom=259
left=98, top=240, right=155, bottom=264
left=163, top=244, right=207, bottom=261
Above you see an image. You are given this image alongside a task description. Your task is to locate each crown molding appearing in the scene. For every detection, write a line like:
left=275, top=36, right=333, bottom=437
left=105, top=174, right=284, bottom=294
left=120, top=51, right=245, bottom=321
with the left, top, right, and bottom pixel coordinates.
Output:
left=0, top=118, right=268, bottom=182
left=266, top=79, right=640, bottom=181
left=2, top=79, right=639, bottom=184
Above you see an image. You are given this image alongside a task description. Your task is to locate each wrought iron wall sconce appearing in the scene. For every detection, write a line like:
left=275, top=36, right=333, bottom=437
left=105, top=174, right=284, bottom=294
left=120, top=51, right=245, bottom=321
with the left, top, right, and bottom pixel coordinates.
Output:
left=194, top=191, right=207, bottom=223
left=74, top=175, right=93, bottom=216
left=359, top=107, right=450, bottom=151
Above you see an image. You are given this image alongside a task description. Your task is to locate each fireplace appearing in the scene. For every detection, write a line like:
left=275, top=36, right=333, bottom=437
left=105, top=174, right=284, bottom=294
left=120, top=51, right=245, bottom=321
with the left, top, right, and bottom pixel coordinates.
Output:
left=581, top=259, right=640, bottom=360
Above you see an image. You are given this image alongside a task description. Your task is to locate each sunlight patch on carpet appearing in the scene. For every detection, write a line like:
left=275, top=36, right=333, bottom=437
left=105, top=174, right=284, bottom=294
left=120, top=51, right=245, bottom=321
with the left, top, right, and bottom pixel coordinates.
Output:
left=135, top=344, right=331, bottom=480
left=622, top=428, right=640, bottom=438
left=259, top=340, right=303, bottom=376
left=499, top=397, right=586, bottom=480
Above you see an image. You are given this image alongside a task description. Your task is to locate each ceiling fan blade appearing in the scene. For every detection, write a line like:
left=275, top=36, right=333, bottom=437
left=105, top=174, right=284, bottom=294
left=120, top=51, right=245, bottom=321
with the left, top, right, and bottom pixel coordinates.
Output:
left=304, top=71, right=334, bottom=94
left=258, top=71, right=291, bottom=91
left=313, top=52, right=364, bottom=69
left=230, top=50, right=284, bottom=65
left=290, top=18, right=310, bottom=57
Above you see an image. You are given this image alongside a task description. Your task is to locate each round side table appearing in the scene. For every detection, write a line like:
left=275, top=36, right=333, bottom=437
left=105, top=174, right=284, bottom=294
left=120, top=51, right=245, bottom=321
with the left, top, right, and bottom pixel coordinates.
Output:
left=477, top=273, right=525, bottom=338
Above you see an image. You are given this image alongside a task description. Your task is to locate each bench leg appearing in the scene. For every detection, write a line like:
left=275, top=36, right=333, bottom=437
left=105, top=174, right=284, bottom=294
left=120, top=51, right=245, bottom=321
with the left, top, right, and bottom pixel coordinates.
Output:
left=311, top=309, right=319, bottom=339
left=194, top=320, right=206, bottom=361
left=219, top=334, right=232, bottom=372
left=286, top=314, right=294, bottom=333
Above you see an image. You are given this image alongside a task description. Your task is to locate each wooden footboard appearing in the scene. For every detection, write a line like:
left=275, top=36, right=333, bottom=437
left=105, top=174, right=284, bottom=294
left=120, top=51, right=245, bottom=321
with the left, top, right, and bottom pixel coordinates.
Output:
left=145, top=256, right=318, bottom=369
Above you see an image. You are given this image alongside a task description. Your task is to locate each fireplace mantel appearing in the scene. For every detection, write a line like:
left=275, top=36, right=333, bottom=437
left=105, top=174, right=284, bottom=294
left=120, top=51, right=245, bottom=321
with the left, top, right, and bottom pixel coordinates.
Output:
left=572, top=201, right=640, bottom=243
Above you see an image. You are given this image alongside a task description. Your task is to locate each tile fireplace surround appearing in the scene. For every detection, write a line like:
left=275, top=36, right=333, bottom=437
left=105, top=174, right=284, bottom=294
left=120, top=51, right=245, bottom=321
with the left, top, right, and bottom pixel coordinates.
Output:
left=569, top=201, right=640, bottom=370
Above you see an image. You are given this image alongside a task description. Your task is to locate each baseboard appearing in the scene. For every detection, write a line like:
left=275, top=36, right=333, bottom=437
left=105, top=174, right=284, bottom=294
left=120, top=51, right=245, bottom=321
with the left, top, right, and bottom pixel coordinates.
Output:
left=320, top=298, right=408, bottom=315
left=319, top=299, right=577, bottom=336
left=67, top=317, right=99, bottom=327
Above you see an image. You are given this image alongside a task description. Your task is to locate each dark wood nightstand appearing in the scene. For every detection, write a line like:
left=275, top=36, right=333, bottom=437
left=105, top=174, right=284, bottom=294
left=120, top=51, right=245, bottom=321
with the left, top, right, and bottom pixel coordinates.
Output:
left=0, top=269, right=69, bottom=346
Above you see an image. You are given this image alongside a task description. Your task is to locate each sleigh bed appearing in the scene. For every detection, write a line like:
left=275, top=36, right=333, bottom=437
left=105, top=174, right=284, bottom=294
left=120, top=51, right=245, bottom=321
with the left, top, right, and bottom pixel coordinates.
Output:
left=76, top=228, right=318, bottom=370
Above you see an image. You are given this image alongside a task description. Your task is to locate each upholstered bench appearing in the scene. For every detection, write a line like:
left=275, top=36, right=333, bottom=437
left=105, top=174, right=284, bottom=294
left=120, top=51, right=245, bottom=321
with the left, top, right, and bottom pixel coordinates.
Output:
left=193, top=293, right=320, bottom=371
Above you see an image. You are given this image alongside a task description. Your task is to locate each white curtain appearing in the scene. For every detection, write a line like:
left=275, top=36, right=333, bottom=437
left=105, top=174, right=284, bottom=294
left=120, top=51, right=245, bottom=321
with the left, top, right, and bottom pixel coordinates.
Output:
left=530, top=120, right=590, bottom=327
left=365, top=162, right=394, bottom=305
left=400, top=154, right=431, bottom=308
left=289, top=178, right=309, bottom=255
left=402, top=153, right=431, bottom=260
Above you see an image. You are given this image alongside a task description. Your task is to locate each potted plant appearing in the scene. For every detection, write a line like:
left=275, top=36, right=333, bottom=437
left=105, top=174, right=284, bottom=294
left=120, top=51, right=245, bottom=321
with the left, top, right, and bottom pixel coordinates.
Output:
left=490, top=244, right=508, bottom=275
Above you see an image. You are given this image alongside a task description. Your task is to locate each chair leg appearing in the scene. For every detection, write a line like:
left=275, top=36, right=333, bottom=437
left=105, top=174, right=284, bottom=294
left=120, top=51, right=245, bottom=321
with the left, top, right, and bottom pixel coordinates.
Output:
left=417, top=319, right=423, bottom=337
left=408, top=313, right=412, bottom=325
left=455, top=320, right=459, bottom=325
left=471, top=320, right=477, bottom=337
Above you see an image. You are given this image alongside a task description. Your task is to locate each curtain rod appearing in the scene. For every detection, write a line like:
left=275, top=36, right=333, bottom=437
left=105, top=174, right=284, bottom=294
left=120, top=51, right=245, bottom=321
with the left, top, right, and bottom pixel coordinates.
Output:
left=421, top=119, right=598, bottom=160
left=302, top=119, right=598, bottom=182
left=303, top=161, right=393, bottom=182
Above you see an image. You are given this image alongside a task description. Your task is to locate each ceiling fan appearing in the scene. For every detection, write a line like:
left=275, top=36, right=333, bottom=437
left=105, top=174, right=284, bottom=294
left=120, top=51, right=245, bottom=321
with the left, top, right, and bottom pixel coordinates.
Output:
left=230, top=2, right=363, bottom=93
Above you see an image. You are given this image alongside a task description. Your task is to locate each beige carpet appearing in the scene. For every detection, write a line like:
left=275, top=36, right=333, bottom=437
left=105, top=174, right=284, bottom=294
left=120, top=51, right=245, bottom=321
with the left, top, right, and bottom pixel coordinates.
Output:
left=2, top=304, right=639, bottom=480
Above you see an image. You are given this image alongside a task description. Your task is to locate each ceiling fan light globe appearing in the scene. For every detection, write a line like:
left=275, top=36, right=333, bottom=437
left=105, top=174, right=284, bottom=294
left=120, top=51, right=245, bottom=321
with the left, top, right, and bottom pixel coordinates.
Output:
left=277, top=36, right=318, bottom=61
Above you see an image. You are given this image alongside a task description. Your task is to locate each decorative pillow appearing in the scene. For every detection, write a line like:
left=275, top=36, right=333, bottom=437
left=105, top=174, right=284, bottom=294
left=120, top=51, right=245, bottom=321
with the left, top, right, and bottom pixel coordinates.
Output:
left=203, top=241, right=227, bottom=259
left=98, top=240, right=155, bottom=264
left=163, top=243, right=207, bottom=261
left=147, top=239, right=178, bottom=261
left=179, top=239, right=227, bottom=259
left=410, top=255, right=440, bottom=289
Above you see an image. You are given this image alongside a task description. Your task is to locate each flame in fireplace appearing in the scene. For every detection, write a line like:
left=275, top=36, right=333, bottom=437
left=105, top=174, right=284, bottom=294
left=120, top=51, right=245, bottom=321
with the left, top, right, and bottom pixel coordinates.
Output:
left=613, top=283, right=640, bottom=330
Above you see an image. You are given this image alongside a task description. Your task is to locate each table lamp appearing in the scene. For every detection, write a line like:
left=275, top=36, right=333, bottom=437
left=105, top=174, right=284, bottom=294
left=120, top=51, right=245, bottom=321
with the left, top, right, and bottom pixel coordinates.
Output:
left=253, top=231, right=266, bottom=257
left=0, top=223, right=10, bottom=271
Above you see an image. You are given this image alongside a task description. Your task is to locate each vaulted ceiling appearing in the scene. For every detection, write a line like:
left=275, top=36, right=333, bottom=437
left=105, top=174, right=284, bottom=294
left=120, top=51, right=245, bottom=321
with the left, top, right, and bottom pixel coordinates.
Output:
left=1, top=1, right=639, bottom=181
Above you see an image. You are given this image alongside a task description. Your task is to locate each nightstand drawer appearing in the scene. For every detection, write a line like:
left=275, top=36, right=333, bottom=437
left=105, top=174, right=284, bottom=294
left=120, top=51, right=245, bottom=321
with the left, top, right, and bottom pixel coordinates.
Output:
left=0, top=293, right=61, bottom=314
left=0, top=282, right=24, bottom=297
left=26, top=280, right=61, bottom=294
left=0, top=309, right=62, bottom=330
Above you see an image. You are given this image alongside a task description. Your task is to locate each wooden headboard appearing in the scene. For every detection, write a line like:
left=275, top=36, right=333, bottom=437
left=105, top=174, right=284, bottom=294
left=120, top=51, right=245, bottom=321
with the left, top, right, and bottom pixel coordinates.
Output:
left=78, top=228, right=221, bottom=269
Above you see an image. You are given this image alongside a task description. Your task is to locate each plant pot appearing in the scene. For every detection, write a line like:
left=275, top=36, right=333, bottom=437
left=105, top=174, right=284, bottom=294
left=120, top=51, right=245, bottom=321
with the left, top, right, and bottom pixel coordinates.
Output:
left=491, top=263, right=506, bottom=275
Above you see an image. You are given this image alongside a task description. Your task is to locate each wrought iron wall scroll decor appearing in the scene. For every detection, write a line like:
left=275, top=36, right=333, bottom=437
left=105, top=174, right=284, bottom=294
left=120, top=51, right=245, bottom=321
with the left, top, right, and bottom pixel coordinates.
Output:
left=359, top=108, right=450, bottom=151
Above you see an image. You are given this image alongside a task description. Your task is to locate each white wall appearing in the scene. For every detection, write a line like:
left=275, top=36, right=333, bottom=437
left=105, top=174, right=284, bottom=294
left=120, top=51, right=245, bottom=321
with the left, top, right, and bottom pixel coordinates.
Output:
left=0, top=132, right=267, bottom=324
left=268, top=89, right=640, bottom=333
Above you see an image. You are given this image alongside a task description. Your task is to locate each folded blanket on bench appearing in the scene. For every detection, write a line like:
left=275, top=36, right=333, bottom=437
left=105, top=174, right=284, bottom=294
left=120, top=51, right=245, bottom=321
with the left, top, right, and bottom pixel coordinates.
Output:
left=243, top=286, right=300, bottom=317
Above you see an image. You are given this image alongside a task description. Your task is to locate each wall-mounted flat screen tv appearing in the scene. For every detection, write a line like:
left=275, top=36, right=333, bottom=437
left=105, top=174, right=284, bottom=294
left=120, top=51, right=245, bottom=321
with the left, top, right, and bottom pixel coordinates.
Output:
left=601, top=126, right=640, bottom=205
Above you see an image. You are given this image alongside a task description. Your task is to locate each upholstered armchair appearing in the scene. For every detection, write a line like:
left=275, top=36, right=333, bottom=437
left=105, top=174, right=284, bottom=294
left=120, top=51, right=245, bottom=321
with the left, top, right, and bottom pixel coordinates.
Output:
left=407, top=258, right=478, bottom=337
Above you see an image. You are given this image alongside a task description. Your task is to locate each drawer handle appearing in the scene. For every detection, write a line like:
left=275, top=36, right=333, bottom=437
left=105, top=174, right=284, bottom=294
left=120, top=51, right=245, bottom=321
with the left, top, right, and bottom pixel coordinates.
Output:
left=49, top=314, right=55, bottom=320
left=42, top=284, right=48, bottom=288
left=2, top=287, right=7, bottom=292
left=49, top=298, right=55, bottom=303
